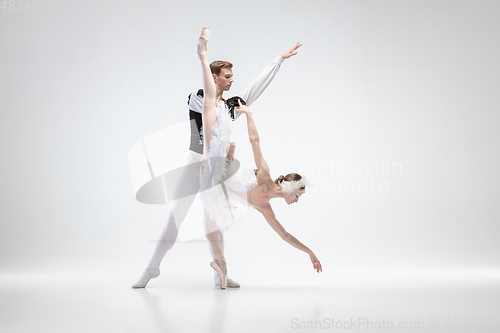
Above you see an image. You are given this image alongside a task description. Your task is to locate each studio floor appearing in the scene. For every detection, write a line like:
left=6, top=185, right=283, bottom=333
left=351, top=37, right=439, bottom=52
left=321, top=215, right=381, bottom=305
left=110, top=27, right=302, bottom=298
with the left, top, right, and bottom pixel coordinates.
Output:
left=1, top=265, right=499, bottom=333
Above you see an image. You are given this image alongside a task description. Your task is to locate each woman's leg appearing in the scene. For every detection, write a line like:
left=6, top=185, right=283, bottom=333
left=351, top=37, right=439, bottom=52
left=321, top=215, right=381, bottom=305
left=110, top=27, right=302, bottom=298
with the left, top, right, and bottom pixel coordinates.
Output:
left=198, top=28, right=225, bottom=257
left=204, top=209, right=228, bottom=288
left=198, top=28, right=231, bottom=289
left=204, top=213, right=224, bottom=261
left=198, top=28, right=217, bottom=156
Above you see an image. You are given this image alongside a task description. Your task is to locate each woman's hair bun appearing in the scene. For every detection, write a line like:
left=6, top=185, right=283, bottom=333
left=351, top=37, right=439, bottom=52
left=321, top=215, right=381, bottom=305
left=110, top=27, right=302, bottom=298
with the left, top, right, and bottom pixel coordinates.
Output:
left=274, top=175, right=285, bottom=185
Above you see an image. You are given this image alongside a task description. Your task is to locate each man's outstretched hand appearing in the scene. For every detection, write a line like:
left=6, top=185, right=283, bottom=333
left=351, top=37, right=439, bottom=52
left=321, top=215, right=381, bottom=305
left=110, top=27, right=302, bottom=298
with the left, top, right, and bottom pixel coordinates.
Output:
left=281, top=42, right=302, bottom=60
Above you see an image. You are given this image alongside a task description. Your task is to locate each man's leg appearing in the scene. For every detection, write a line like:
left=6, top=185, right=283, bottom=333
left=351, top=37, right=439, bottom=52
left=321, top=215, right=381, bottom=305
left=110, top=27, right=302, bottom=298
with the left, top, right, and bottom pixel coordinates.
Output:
left=132, top=151, right=201, bottom=288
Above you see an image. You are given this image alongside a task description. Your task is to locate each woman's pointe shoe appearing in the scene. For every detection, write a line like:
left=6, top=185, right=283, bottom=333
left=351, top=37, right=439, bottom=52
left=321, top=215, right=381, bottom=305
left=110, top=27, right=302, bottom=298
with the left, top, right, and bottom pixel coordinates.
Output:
left=131, top=268, right=160, bottom=288
left=198, top=27, right=210, bottom=60
left=210, top=261, right=227, bottom=289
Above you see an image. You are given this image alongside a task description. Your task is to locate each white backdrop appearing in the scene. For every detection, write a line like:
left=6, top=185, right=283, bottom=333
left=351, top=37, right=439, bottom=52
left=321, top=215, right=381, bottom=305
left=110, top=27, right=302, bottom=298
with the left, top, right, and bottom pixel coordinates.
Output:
left=1, top=0, right=499, bottom=276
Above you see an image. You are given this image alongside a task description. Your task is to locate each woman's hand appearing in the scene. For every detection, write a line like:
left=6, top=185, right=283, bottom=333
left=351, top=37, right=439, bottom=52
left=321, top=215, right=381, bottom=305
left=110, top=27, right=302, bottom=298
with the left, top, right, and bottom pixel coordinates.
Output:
left=280, top=42, right=302, bottom=60
left=237, top=99, right=251, bottom=115
left=309, top=252, right=322, bottom=273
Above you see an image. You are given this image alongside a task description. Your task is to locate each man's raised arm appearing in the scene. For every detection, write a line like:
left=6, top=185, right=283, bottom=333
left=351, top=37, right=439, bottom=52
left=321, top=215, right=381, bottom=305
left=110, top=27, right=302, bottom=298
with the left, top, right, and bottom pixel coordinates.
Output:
left=235, top=42, right=302, bottom=118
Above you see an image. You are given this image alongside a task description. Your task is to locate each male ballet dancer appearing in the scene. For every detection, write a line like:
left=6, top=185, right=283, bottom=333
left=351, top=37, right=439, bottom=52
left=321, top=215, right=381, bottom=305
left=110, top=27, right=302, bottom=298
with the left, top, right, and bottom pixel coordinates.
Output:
left=132, top=39, right=302, bottom=288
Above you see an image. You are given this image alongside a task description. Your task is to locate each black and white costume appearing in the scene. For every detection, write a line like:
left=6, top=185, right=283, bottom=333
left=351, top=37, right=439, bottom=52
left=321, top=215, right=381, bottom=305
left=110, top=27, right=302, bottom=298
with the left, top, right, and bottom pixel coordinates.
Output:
left=187, top=55, right=284, bottom=154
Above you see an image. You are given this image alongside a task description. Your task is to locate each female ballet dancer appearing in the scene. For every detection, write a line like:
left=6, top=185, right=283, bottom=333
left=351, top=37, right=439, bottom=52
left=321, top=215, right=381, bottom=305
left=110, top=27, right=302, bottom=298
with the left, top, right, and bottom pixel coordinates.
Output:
left=197, top=28, right=322, bottom=289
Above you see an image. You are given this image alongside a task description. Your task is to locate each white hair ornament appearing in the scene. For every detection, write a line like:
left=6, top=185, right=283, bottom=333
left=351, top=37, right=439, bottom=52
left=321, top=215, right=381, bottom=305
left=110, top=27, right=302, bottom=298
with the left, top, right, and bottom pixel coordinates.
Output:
left=279, top=177, right=312, bottom=195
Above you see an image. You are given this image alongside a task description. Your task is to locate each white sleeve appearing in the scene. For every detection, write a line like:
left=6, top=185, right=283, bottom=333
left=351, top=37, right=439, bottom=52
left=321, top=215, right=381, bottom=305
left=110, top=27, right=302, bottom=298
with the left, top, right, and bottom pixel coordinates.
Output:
left=188, top=89, right=204, bottom=113
left=233, top=55, right=285, bottom=119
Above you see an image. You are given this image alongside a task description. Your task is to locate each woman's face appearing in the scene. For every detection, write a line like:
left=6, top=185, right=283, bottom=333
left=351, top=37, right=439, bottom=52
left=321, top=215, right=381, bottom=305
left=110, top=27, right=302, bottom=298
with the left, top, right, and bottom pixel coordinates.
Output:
left=285, top=189, right=306, bottom=205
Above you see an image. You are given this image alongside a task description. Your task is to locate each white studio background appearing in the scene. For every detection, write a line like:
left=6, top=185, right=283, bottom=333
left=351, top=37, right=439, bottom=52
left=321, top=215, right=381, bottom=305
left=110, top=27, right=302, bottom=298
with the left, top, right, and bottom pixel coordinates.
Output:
left=1, top=0, right=499, bottom=280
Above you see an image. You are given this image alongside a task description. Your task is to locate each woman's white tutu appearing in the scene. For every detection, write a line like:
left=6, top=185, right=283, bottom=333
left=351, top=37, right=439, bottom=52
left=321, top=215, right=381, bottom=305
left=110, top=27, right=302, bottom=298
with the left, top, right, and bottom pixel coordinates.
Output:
left=199, top=105, right=257, bottom=231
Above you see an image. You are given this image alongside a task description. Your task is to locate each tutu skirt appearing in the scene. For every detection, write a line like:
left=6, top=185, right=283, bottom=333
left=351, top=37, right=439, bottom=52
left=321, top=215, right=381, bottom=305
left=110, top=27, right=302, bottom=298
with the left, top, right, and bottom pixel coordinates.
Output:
left=199, top=106, right=257, bottom=231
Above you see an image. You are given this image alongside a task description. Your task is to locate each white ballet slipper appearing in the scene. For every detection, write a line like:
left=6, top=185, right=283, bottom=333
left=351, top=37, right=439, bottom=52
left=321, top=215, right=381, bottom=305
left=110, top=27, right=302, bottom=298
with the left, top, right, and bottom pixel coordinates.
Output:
left=131, top=268, right=160, bottom=288
left=214, top=270, right=240, bottom=288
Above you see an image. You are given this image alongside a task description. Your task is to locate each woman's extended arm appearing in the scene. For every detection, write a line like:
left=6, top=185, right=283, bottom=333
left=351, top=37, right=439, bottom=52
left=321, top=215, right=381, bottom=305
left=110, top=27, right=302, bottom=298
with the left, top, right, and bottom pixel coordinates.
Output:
left=256, top=204, right=322, bottom=273
left=237, top=100, right=269, bottom=174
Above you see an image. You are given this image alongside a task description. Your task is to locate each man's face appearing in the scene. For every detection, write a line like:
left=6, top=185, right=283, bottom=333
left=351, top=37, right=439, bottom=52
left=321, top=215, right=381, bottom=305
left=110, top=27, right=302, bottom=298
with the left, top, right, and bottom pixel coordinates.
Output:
left=213, top=68, right=233, bottom=92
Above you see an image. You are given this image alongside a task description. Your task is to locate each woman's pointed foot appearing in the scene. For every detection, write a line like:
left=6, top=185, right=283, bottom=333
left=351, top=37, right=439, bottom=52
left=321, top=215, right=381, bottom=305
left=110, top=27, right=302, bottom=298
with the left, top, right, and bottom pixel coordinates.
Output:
left=215, top=276, right=240, bottom=288
left=131, top=268, right=160, bottom=288
left=198, top=27, right=210, bottom=60
left=213, top=269, right=239, bottom=288
left=210, top=260, right=227, bottom=289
